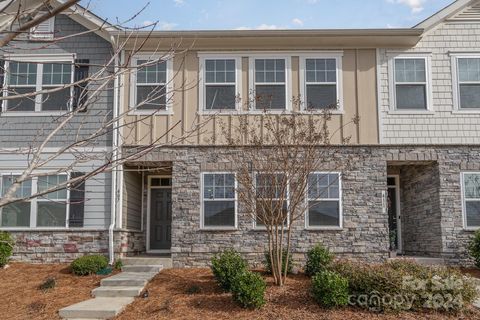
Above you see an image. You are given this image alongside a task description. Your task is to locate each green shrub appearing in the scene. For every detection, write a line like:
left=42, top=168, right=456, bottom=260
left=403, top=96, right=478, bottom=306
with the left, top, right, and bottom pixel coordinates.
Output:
left=468, top=230, right=480, bottom=268
left=38, top=277, right=56, bottom=291
left=231, top=271, right=266, bottom=309
left=331, top=260, right=478, bottom=312
left=113, top=259, right=123, bottom=270
left=263, top=250, right=293, bottom=275
left=210, top=249, right=248, bottom=291
left=311, top=270, right=349, bottom=308
left=0, top=231, right=14, bottom=267
left=70, top=255, right=108, bottom=276
left=305, top=244, right=334, bottom=276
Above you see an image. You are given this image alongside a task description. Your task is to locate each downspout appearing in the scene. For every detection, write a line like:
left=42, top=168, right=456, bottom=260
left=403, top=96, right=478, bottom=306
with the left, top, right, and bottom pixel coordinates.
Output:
left=109, top=38, right=122, bottom=265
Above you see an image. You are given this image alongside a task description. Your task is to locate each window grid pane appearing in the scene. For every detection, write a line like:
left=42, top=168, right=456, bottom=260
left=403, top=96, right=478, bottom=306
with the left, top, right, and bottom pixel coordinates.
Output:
left=38, top=175, right=68, bottom=200
left=255, top=59, right=285, bottom=83
left=205, top=59, right=236, bottom=84
left=1, top=174, right=32, bottom=198
left=395, top=58, right=426, bottom=83
left=308, top=173, right=340, bottom=200
left=256, top=173, right=286, bottom=199
left=203, top=173, right=235, bottom=200
left=305, top=59, right=337, bottom=83
left=137, top=59, right=167, bottom=84
left=8, top=62, right=37, bottom=86
left=458, top=58, right=480, bottom=82
left=42, top=63, right=72, bottom=85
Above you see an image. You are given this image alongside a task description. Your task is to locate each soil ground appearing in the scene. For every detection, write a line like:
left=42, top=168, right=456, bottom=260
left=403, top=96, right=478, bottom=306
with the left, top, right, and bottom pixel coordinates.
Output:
left=0, top=263, right=112, bottom=320
left=116, top=268, right=480, bottom=320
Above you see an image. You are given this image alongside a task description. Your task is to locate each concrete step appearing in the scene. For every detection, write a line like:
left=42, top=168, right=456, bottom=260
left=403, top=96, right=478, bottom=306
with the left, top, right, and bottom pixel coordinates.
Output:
left=59, top=297, right=133, bottom=319
left=100, top=272, right=156, bottom=287
left=92, top=286, right=144, bottom=298
left=121, top=265, right=163, bottom=273
left=122, top=257, right=172, bottom=268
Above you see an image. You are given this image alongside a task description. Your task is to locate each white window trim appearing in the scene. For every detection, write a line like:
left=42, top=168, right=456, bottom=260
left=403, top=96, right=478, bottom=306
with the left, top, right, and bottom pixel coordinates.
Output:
left=248, top=54, right=292, bottom=113
left=461, top=172, right=480, bottom=231
left=198, top=54, right=242, bottom=114
left=200, top=172, right=238, bottom=230
left=305, top=171, right=343, bottom=231
left=387, top=54, right=433, bottom=114
left=253, top=172, right=290, bottom=230
left=129, top=54, right=174, bottom=115
left=299, top=53, right=344, bottom=114
left=1, top=54, right=75, bottom=116
left=450, top=53, right=480, bottom=113
left=0, top=172, right=70, bottom=230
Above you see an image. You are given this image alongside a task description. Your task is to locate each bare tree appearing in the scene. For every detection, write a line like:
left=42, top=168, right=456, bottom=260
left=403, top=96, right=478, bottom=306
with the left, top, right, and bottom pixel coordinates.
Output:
left=216, top=95, right=359, bottom=286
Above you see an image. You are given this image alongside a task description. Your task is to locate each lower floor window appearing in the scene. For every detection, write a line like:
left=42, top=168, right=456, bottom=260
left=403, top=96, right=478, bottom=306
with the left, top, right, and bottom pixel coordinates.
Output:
left=463, top=172, right=480, bottom=228
left=0, top=174, right=68, bottom=228
left=307, top=173, right=342, bottom=228
left=202, top=173, right=236, bottom=228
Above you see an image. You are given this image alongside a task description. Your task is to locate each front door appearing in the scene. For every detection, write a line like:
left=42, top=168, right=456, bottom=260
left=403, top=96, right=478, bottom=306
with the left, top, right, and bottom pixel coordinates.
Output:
left=149, top=188, right=172, bottom=251
left=387, top=176, right=402, bottom=253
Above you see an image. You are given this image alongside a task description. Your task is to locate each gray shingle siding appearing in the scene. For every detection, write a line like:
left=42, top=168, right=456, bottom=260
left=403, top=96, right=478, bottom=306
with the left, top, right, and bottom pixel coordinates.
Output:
left=0, top=14, right=114, bottom=148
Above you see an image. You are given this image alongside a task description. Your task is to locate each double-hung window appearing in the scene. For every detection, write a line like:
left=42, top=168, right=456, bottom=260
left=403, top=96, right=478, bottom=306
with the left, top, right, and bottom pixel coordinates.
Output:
left=201, top=173, right=236, bottom=228
left=454, top=57, right=480, bottom=110
left=131, top=56, right=172, bottom=112
left=462, top=172, right=480, bottom=229
left=3, top=56, right=74, bottom=112
left=307, top=173, right=342, bottom=229
left=202, top=58, right=239, bottom=111
left=255, top=173, right=288, bottom=228
left=391, top=57, right=429, bottom=110
left=0, top=174, right=69, bottom=228
left=301, top=57, right=342, bottom=110
left=252, top=58, right=288, bottom=110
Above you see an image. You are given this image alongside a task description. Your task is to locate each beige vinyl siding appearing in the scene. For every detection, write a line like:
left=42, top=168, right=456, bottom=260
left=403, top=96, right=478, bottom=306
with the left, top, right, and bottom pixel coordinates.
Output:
left=121, top=49, right=379, bottom=146
left=122, top=171, right=142, bottom=230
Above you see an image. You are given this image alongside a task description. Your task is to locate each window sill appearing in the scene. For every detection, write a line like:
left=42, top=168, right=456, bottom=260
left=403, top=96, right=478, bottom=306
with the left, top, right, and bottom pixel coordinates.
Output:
left=200, top=227, right=238, bottom=231
left=198, top=109, right=240, bottom=115
left=128, top=110, right=173, bottom=116
left=305, top=226, right=343, bottom=231
left=387, top=110, right=435, bottom=115
left=1, top=111, right=69, bottom=117
left=463, top=227, right=480, bottom=232
left=451, top=109, right=480, bottom=115
left=298, top=110, right=344, bottom=115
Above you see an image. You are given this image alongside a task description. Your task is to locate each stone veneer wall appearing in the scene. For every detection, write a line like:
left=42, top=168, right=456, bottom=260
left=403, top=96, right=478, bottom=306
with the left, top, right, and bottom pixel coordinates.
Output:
left=124, top=145, right=480, bottom=268
left=400, top=163, right=442, bottom=257
left=9, top=230, right=145, bottom=263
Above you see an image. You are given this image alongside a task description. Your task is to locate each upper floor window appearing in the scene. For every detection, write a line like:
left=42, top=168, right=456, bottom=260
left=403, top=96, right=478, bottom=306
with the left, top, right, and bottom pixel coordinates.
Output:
left=204, top=59, right=237, bottom=110
left=391, top=57, right=430, bottom=111
left=130, top=56, right=172, bottom=113
left=252, top=58, right=288, bottom=110
left=2, top=58, right=74, bottom=113
left=462, top=172, right=480, bottom=229
left=201, top=173, right=236, bottom=229
left=306, top=172, right=342, bottom=229
left=300, top=55, right=343, bottom=111
left=454, top=57, right=480, bottom=110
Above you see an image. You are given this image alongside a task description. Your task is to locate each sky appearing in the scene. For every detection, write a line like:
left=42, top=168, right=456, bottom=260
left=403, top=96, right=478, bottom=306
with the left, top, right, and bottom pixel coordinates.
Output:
left=83, top=0, right=455, bottom=30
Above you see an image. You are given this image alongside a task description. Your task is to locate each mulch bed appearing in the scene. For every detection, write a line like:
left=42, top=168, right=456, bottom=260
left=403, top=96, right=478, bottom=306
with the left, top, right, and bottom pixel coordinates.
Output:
left=0, top=263, right=112, bottom=320
left=116, top=268, right=480, bottom=320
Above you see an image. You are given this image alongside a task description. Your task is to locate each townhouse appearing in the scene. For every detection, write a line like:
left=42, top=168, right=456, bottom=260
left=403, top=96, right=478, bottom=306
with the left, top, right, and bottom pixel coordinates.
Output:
left=1, top=0, right=479, bottom=267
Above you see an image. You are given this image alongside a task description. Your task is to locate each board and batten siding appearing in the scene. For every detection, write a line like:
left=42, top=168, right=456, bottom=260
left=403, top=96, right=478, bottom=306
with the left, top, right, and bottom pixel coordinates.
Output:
left=0, top=152, right=111, bottom=228
left=121, top=49, right=379, bottom=146
left=0, top=14, right=114, bottom=149
left=379, top=21, right=480, bottom=144
left=122, top=170, right=142, bottom=231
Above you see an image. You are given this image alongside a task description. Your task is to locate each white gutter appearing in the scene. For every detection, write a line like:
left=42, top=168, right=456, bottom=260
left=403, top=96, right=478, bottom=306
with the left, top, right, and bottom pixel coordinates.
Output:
left=108, top=39, right=121, bottom=265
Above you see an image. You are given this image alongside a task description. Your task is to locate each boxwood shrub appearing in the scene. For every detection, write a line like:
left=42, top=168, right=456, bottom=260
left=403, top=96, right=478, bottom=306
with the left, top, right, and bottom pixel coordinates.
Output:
left=0, top=231, right=14, bottom=267
left=305, top=243, right=333, bottom=276
left=468, top=230, right=480, bottom=268
left=210, top=249, right=247, bottom=291
left=331, top=259, right=477, bottom=312
left=311, top=270, right=349, bottom=308
left=231, top=270, right=266, bottom=309
left=71, top=255, right=108, bottom=276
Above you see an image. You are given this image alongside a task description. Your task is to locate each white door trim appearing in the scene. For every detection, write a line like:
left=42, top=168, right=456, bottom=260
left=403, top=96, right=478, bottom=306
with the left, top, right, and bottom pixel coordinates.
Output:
left=146, top=175, right=172, bottom=254
left=388, top=175, right=402, bottom=253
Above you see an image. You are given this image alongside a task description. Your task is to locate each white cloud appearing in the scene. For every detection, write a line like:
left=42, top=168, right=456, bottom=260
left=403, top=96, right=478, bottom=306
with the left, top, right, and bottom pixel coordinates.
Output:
left=158, top=21, right=178, bottom=30
left=174, top=0, right=185, bottom=6
left=292, top=18, right=304, bottom=26
left=387, top=0, right=426, bottom=14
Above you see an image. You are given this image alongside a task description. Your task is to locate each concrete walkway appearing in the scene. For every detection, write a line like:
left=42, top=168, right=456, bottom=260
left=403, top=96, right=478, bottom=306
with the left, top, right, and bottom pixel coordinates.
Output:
left=59, top=257, right=171, bottom=320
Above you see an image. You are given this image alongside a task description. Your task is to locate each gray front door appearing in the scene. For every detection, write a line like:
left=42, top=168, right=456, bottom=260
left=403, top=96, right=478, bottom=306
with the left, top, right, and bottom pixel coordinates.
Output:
left=149, top=188, right=172, bottom=250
